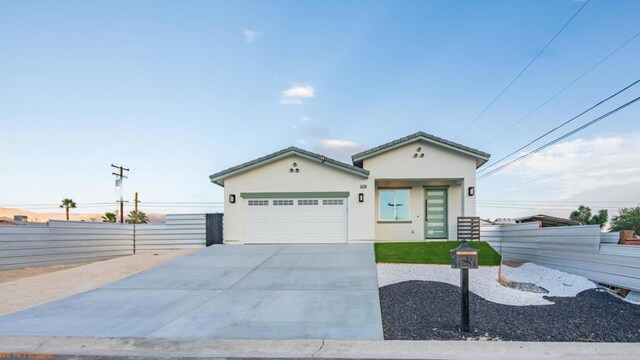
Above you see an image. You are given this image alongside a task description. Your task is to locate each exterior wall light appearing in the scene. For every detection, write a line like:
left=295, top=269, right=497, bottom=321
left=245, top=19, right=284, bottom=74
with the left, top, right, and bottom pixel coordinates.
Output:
left=468, top=187, right=475, bottom=196
left=359, top=193, right=364, bottom=203
left=229, top=194, right=236, bottom=203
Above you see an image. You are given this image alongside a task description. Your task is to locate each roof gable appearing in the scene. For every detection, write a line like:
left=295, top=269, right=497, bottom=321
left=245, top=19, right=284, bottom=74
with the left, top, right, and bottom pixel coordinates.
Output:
left=351, top=131, right=490, bottom=168
left=209, top=146, right=369, bottom=186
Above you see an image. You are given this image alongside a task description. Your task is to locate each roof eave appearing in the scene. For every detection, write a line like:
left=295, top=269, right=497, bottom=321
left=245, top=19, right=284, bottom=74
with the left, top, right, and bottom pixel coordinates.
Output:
left=210, top=178, right=225, bottom=187
left=352, top=134, right=490, bottom=165
left=476, top=157, right=490, bottom=169
left=209, top=148, right=369, bottom=186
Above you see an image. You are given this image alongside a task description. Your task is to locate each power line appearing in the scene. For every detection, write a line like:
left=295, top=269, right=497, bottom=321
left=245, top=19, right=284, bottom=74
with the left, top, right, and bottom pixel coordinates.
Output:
left=0, top=201, right=224, bottom=207
left=478, top=78, right=640, bottom=174
left=141, top=205, right=224, bottom=208
left=477, top=202, right=628, bottom=207
left=477, top=205, right=625, bottom=210
left=481, top=29, right=640, bottom=147
left=0, top=203, right=118, bottom=209
left=455, top=0, right=590, bottom=139
left=477, top=94, right=640, bottom=180
left=143, top=202, right=224, bottom=204
left=478, top=200, right=638, bottom=204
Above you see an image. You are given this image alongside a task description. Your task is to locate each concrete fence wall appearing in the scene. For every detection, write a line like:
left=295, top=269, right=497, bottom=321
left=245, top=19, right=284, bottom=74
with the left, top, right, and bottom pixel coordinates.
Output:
left=482, top=223, right=640, bottom=292
left=0, top=214, right=207, bottom=270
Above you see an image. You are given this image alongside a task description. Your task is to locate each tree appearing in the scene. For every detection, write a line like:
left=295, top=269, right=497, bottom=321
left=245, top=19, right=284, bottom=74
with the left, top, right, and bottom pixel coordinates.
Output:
left=569, top=205, right=608, bottom=229
left=126, top=210, right=149, bottom=224
left=610, top=206, right=640, bottom=234
left=102, top=212, right=117, bottom=223
left=569, top=205, right=592, bottom=224
left=591, top=209, right=609, bottom=229
left=59, top=198, right=77, bottom=221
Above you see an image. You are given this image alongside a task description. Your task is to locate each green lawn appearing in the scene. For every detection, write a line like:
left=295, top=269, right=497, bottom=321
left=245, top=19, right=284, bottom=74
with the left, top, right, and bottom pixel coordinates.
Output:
left=374, top=241, right=502, bottom=266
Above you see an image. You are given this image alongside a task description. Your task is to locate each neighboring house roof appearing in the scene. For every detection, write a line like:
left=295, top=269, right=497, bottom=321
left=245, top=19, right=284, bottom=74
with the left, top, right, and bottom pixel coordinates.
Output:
left=209, top=146, right=370, bottom=186
left=0, top=217, right=20, bottom=225
left=351, top=131, right=491, bottom=168
left=513, top=214, right=581, bottom=227
left=480, top=218, right=495, bottom=225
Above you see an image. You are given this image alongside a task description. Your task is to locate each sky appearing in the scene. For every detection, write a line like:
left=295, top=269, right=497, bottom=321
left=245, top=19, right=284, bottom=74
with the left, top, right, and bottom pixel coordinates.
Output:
left=0, top=0, right=639, bottom=221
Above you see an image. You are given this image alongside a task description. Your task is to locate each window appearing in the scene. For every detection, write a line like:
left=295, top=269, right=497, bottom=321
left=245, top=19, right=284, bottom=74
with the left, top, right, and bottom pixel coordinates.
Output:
left=273, top=200, right=294, bottom=206
left=379, top=189, right=411, bottom=221
left=298, top=199, right=318, bottom=205
left=323, top=199, right=343, bottom=205
left=248, top=200, right=268, bottom=206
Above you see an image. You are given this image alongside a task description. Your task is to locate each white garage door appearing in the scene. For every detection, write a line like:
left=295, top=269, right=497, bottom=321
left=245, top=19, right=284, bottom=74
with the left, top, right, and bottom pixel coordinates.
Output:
left=246, top=197, right=348, bottom=244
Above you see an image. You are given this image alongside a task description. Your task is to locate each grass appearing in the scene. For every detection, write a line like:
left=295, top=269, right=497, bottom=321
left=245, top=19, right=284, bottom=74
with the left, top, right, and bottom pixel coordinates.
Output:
left=374, top=241, right=502, bottom=266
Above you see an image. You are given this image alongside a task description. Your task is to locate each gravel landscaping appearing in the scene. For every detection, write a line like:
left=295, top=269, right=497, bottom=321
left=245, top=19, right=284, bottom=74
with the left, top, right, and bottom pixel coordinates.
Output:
left=380, top=280, right=640, bottom=342
left=378, top=263, right=595, bottom=306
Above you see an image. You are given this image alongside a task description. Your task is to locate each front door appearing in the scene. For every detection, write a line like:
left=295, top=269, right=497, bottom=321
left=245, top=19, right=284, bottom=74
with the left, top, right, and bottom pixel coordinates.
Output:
left=425, top=189, right=448, bottom=239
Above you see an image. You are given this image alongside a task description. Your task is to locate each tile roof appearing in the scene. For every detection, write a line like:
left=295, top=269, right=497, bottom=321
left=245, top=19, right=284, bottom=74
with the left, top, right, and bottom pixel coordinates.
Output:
left=209, top=146, right=369, bottom=186
left=351, top=131, right=490, bottom=162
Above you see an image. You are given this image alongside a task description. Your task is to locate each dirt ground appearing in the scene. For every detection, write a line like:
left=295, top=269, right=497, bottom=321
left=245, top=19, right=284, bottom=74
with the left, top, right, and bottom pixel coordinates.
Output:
left=0, top=262, right=95, bottom=284
left=0, top=249, right=199, bottom=315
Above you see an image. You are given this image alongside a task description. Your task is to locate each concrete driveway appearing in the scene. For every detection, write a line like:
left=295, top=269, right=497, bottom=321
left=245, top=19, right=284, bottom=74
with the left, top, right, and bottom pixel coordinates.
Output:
left=0, top=244, right=383, bottom=340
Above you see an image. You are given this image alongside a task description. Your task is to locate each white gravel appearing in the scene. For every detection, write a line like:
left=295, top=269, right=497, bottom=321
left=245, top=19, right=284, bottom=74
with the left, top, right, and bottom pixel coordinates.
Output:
left=377, top=262, right=596, bottom=306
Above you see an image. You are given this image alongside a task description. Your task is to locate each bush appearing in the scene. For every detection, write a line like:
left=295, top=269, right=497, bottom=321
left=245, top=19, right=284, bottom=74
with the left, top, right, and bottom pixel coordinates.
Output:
left=610, top=206, right=640, bottom=234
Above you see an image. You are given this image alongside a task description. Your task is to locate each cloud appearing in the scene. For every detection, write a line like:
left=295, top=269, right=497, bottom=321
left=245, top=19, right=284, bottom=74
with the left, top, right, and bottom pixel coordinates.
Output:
left=315, top=139, right=367, bottom=162
left=501, top=133, right=640, bottom=198
left=280, top=85, right=315, bottom=105
left=292, top=116, right=329, bottom=139
left=289, top=117, right=366, bottom=161
left=317, top=139, right=364, bottom=151
left=243, top=29, right=259, bottom=43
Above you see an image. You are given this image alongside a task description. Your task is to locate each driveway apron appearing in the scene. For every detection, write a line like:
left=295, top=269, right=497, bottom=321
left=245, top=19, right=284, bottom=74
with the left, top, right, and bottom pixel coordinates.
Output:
left=0, top=244, right=383, bottom=340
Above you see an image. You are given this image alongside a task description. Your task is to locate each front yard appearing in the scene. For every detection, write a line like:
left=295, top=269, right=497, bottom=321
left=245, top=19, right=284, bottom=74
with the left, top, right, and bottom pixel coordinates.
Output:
left=374, top=241, right=502, bottom=266
left=374, top=241, right=640, bottom=342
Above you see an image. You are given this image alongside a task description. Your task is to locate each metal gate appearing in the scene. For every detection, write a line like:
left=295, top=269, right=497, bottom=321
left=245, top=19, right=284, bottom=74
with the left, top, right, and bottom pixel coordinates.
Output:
left=205, top=213, right=224, bottom=246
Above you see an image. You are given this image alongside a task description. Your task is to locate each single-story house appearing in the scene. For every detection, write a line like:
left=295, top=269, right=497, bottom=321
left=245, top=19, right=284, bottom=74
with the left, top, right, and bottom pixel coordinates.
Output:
left=210, top=131, right=490, bottom=244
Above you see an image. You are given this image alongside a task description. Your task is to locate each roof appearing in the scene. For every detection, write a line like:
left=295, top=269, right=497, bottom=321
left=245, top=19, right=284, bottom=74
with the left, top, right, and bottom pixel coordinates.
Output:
left=209, top=146, right=370, bottom=186
left=0, top=217, right=21, bottom=225
left=513, top=214, right=581, bottom=227
left=351, top=131, right=491, bottom=168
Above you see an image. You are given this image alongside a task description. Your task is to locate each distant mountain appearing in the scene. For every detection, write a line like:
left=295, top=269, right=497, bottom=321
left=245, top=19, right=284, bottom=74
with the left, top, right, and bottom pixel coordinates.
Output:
left=0, top=208, right=166, bottom=224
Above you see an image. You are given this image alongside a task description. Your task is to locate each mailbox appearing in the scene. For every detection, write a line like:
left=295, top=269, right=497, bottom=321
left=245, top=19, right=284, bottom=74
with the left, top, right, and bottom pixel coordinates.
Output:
left=450, top=241, right=479, bottom=332
left=451, top=242, right=479, bottom=269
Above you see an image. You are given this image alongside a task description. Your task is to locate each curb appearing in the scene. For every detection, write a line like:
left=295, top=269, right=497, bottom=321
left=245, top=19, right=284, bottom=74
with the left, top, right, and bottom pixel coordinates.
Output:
left=1, top=336, right=640, bottom=359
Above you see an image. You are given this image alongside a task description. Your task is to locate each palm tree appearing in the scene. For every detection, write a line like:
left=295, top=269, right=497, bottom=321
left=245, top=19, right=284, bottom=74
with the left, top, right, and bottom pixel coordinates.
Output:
left=126, top=210, right=149, bottom=224
left=59, top=198, right=77, bottom=221
left=102, top=212, right=117, bottom=223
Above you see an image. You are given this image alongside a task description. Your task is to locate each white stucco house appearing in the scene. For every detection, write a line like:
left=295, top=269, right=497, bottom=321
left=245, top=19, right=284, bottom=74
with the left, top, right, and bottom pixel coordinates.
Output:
left=210, top=131, right=490, bottom=244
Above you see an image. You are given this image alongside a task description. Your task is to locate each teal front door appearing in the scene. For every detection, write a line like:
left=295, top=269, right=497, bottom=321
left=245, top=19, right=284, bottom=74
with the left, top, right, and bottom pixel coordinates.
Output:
left=425, top=189, right=448, bottom=239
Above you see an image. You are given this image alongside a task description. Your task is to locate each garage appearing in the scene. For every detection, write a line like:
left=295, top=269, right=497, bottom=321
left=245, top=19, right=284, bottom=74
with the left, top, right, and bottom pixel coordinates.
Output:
left=246, top=197, right=348, bottom=244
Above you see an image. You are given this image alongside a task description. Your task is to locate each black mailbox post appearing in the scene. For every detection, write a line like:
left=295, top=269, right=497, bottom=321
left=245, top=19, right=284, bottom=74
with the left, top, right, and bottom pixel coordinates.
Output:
left=451, top=242, right=479, bottom=332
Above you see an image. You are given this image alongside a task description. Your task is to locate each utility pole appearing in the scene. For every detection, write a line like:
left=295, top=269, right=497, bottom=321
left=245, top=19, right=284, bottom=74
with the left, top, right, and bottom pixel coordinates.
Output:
left=111, top=164, right=129, bottom=224
left=133, top=191, right=139, bottom=254
left=134, top=192, right=139, bottom=224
